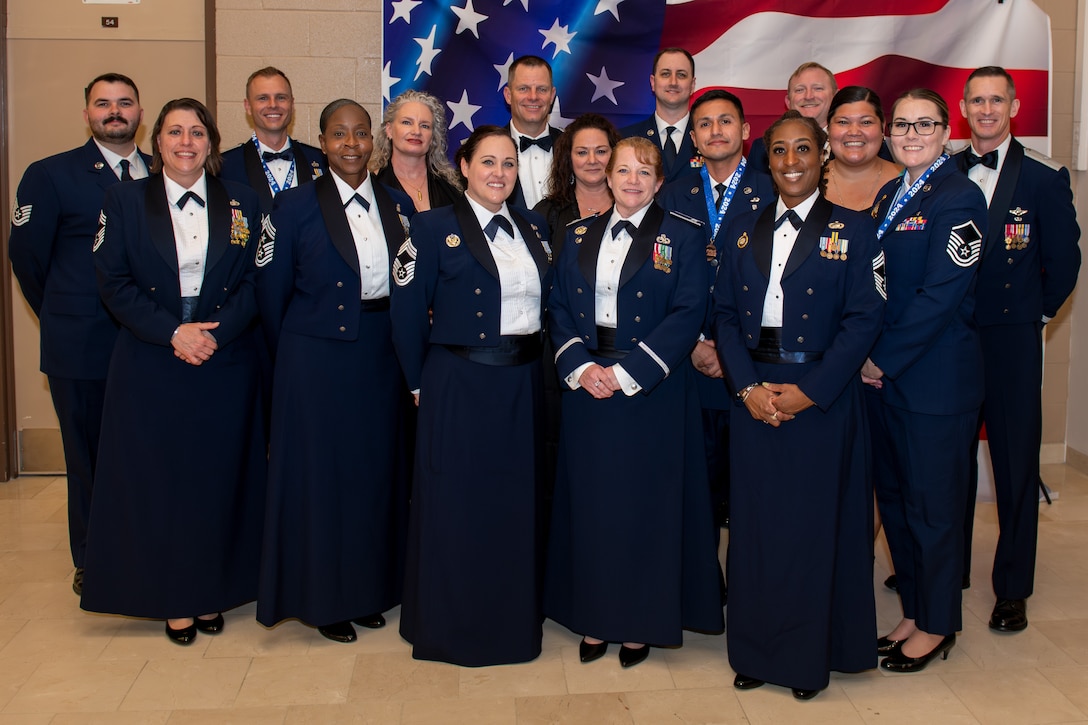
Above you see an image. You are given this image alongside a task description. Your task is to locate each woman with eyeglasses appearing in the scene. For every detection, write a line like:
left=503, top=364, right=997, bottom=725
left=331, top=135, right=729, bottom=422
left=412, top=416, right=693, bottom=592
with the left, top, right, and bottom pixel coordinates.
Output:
left=864, top=89, right=987, bottom=672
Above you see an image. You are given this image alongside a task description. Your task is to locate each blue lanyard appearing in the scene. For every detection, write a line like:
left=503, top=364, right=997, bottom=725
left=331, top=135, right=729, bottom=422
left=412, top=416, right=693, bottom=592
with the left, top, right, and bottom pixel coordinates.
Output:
left=253, top=134, right=296, bottom=196
left=876, top=154, right=947, bottom=240
left=700, top=157, right=745, bottom=241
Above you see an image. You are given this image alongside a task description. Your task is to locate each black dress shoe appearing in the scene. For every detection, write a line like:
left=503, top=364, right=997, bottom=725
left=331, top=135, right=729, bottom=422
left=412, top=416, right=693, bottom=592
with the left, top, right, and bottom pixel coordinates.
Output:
left=877, top=635, right=905, bottom=654
left=733, top=674, right=765, bottom=690
left=317, top=621, right=357, bottom=643
left=579, top=638, right=608, bottom=663
left=165, top=620, right=197, bottom=645
left=880, top=634, right=955, bottom=672
left=989, top=598, right=1028, bottom=632
left=962, top=574, right=971, bottom=590
left=792, top=688, right=820, bottom=700
left=194, top=613, right=224, bottom=634
left=883, top=574, right=898, bottom=592
left=352, top=613, right=386, bottom=629
left=618, top=644, right=649, bottom=668
left=72, top=567, right=84, bottom=596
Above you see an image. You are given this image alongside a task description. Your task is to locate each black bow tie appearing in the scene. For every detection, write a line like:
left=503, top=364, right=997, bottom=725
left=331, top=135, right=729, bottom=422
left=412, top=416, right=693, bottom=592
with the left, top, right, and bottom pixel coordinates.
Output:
left=611, top=220, right=636, bottom=239
left=520, top=135, right=553, bottom=152
left=262, top=149, right=294, bottom=162
left=775, top=209, right=801, bottom=231
left=346, top=193, right=370, bottom=211
left=965, top=149, right=998, bottom=170
left=177, top=191, right=205, bottom=209
left=484, top=215, right=513, bottom=241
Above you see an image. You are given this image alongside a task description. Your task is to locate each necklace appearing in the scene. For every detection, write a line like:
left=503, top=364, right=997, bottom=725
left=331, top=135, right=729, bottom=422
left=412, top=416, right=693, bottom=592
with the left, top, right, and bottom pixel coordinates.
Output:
left=396, top=173, right=425, bottom=202
left=830, top=161, right=881, bottom=209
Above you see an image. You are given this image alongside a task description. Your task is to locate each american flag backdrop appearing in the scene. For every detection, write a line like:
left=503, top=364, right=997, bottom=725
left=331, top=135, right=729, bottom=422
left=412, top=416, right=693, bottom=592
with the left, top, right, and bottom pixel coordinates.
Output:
left=382, top=0, right=1052, bottom=156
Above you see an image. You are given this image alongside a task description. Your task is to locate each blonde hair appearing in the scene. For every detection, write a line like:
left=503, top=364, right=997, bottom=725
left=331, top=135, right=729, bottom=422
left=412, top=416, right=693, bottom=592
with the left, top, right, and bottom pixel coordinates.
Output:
left=370, top=90, right=461, bottom=191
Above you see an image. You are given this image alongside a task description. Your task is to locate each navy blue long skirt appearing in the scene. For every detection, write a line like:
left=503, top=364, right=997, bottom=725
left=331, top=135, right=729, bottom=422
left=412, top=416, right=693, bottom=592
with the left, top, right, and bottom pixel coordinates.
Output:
left=545, top=361, right=723, bottom=646
left=257, top=307, right=411, bottom=627
left=727, top=361, right=876, bottom=691
left=399, top=345, right=544, bottom=666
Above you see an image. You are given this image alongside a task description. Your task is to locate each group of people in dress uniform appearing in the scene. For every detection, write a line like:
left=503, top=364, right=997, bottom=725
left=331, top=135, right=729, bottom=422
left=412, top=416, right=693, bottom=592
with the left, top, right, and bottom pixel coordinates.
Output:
left=8, top=44, right=1080, bottom=699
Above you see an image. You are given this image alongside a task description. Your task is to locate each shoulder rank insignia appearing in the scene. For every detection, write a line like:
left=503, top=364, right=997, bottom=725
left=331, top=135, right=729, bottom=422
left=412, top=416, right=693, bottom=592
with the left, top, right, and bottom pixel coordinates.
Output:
left=446, top=234, right=461, bottom=248
left=669, top=210, right=704, bottom=227
left=828, top=221, right=845, bottom=230
left=11, top=198, right=32, bottom=227
left=653, top=235, right=673, bottom=273
left=737, top=231, right=748, bottom=249
left=230, top=199, right=241, bottom=207
left=392, top=238, right=417, bottom=286
left=255, top=215, right=275, bottom=267
left=93, top=210, right=106, bottom=252
left=947, top=220, right=982, bottom=268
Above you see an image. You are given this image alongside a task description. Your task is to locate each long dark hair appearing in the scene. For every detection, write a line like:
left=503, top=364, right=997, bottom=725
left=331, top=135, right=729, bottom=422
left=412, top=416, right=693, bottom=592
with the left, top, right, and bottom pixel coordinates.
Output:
left=542, top=113, right=620, bottom=206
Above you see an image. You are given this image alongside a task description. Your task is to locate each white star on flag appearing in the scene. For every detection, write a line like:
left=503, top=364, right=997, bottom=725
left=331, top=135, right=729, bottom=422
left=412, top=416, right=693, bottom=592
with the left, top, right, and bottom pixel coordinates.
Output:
left=548, top=96, right=574, bottom=130
left=451, top=0, right=488, bottom=38
left=389, top=0, right=421, bottom=25
left=492, top=53, right=515, bottom=92
left=539, top=18, right=576, bottom=59
left=447, top=90, right=482, bottom=132
left=413, top=25, right=441, bottom=81
left=503, top=0, right=529, bottom=10
left=594, top=0, right=625, bottom=21
left=586, top=66, right=624, bottom=104
left=382, top=61, right=402, bottom=102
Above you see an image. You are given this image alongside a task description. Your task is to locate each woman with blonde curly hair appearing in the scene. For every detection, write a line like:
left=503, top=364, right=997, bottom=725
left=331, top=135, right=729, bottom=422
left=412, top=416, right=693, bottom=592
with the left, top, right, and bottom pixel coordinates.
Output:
left=371, top=90, right=462, bottom=211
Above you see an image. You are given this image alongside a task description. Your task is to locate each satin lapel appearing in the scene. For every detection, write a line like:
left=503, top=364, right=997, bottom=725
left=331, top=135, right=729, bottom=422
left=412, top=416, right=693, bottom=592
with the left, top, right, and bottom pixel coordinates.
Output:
left=293, top=141, right=317, bottom=185
left=83, top=140, right=117, bottom=193
left=783, top=196, right=831, bottom=279
left=242, top=142, right=275, bottom=211
left=373, top=182, right=408, bottom=258
left=619, top=203, right=664, bottom=287
left=315, top=174, right=361, bottom=274
left=751, top=204, right=776, bottom=278
left=511, top=209, right=549, bottom=278
left=203, top=175, right=232, bottom=274
left=576, top=214, right=607, bottom=292
left=986, top=139, right=1023, bottom=256
left=145, top=174, right=179, bottom=272
left=454, top=196, right=499, bottom=279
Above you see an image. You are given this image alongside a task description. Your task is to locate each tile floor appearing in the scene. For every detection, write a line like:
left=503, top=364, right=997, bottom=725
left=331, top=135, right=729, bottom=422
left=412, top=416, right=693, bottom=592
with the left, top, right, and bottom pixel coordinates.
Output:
left=0, top=465, right=1086, bottom=723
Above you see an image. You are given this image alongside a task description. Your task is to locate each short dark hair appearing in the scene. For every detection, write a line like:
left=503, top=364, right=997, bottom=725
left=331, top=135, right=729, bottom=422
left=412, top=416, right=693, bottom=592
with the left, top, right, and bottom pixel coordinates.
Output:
left=964, top=66, right=1016, bottom=101
left=891, top=88, right=950, bottom=127
left=319, top=99, right=370, bottom=134
left=245, top=67, right=293, bottom=98
left=828, top=86, right=886, bottom=127
left=150, top=98, right=222, bottom=176
left=84, top=73, right=140, bottom=104
left=652, top=47, right=695, bottom=75
left=456, top=125, right=518, bottom=168
left=542, top=113, right=621, bottom=206
left=690, top=89, right=745, bottom=123
left=508, top=55, right=553, bottom=85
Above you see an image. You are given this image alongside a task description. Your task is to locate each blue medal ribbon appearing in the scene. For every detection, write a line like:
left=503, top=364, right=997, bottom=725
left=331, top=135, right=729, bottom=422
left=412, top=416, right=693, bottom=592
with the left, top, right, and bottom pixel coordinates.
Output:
left=253, top=134, right=296, bottom=197
left=700, top=157, right=746, bottom=242
left=876, top=153, right=947, bottom=240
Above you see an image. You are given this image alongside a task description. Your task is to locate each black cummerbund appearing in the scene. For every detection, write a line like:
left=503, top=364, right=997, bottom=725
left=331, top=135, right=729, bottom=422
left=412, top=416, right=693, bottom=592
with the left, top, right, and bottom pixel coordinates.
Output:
left=591, top=325, right=630, bottom=360
left=442, top=333, right=542, bottom=366
left=749, top=326, right=824, bottom=364
left=360, top=297, right=391, bottom=312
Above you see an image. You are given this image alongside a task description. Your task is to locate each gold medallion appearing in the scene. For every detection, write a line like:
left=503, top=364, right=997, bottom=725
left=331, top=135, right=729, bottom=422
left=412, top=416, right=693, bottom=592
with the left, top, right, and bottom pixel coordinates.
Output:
left=446, top=234, right=461, bottom=248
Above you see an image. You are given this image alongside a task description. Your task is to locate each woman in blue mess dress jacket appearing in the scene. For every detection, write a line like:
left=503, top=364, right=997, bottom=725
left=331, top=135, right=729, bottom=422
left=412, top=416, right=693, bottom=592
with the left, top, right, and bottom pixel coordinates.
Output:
left=713, top=111, right=884, bottom=698
left=255, top=99, right=415, bottom=644
left=82, top=98, right=266, bottom=645
left=545, top=136, right=724, bottom=670
left=391, top=125, right=554, bottom=666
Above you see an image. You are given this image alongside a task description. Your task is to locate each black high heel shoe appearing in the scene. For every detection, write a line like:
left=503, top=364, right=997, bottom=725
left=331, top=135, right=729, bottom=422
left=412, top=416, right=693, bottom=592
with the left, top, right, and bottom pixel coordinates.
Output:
left=579, top=638, right=608, bottom=663
left=880, top=633, right=955, bottom=672
left=618, top=644, right=649, bottom=668
left=877, top=635, right=905, bottom=654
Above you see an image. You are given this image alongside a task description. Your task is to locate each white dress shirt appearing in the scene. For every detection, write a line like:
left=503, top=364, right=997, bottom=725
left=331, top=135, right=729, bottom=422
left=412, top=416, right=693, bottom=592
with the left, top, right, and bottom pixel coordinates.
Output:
left=95, top=140, right=148, bottom=180
left=331, top=172, right=390, bottom=299
left=762, top=191, right=819, bottom=327
left=163, top=172, right=210, bottom=298
left=965, top=134, right=1012, bottom=206
left=654, top=113, right=690, bottom=155
left=257, top=138, right=299, bottom=192
left=509, top=123, right=552, bottom=209
left=465, top=195, right=541, bottom=335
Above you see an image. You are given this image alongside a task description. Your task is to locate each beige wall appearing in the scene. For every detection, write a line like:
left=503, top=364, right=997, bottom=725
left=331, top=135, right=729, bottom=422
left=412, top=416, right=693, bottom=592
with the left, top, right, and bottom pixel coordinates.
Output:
left=5, top=0, right=206, bottom=470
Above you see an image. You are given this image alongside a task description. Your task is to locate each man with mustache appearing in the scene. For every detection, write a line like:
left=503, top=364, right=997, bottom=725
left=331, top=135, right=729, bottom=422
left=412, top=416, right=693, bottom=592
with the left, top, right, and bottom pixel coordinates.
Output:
left=220, top=67, right=327, bottom=214
left=621, top=47, right=698, bottom=184
left=9, top=72, right=150, bottom=597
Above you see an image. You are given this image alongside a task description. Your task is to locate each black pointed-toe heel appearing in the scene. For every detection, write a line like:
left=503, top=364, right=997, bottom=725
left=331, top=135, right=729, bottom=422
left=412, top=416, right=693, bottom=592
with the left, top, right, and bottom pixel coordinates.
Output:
left=618, top=644, right=649, bottom=668
left=579, top=638, right=608, bottom=663
left=880, top=633, right=955, bottom=672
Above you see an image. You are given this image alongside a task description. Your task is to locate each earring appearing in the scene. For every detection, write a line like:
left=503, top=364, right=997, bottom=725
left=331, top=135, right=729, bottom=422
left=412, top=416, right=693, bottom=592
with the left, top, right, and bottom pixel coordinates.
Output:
left=569, top=174, right=575, bottom=185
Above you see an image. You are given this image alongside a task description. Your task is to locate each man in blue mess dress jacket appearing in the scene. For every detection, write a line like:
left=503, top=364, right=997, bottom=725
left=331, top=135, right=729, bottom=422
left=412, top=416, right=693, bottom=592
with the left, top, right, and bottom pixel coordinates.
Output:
left=8, top=72, right=151, bottom=597
left=254, top=157, right=416, bottom=639
left=391, top=189, right=554, bottom=667
left=955, top=66, right=1081, bottom=634
left=659, top=89, right=774, bottom=531
left=713, top=191, right=883, bottom=694
left=81, top=169, right=266, bottom=620
left=620, top=48, right=699, bottom=184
